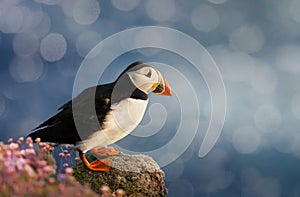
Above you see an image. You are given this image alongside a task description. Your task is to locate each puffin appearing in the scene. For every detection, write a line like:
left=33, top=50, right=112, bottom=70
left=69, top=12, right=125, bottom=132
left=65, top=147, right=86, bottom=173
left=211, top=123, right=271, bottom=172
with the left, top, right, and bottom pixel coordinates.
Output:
left=28, top=61, right=172, bottom=171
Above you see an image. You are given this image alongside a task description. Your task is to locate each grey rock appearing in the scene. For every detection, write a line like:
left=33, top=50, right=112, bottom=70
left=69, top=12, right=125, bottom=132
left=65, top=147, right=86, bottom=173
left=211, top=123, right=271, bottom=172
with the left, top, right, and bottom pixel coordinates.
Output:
left=73, top=154, right=167, bottom=197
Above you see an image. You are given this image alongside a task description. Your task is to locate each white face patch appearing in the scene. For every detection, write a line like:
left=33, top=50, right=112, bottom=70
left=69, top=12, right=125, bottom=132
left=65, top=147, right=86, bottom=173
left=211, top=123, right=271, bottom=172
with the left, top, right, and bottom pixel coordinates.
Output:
left=127, top=67, right=160, bottom=93
left=78, top=98, right=148, bottom=152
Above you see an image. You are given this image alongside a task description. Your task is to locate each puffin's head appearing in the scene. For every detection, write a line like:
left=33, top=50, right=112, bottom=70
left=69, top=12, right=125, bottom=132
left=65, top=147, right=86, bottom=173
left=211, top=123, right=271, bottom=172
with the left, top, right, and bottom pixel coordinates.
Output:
left=123, top=61, right=172, bottom=96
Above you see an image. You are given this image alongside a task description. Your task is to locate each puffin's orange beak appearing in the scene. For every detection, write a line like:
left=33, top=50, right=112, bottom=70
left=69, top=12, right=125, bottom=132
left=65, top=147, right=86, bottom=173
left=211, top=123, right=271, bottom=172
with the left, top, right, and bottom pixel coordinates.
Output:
left=161, top=77, right=172, bottom=96
left=153, top=77, right=172, bottom=96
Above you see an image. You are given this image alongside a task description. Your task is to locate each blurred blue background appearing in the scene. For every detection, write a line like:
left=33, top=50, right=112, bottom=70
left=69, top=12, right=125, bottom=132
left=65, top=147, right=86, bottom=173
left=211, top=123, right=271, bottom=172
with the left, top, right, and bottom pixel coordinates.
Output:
left=1, top=0, right=300, bottom=196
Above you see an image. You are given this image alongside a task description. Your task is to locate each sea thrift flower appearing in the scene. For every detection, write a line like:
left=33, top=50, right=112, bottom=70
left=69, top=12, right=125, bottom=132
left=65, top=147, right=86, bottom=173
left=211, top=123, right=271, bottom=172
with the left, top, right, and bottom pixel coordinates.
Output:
left=38, top=160, right=47, bottom=168
left=17, top=137, right=24, bottom=145
left=63, top=163, right=69, bottom=168
left=26, top=137, right=33, bottom=144
left=114, top=189, right=125, bottom=197
left=48, top=145, right=54, bottom=151
left=16, top=157, right=26, bottom=171
left=4, top=149, right=12, bottom=157
left=25, top=148, right=36, bottom=156
left=100, top=185, right=111, bottom=197
left=20, top=149, right=25, bottom=157
left=24, top=164, right=36, bottom=178
left=9, top=142, right=19, bottom=150
left=65, top=167, right=73, bottom=176
left=39, top=142, right=46, bottom=148
left=43, top=166, right=54, bottom=175
left=28, top=143, right=34, bottom=149
left=8, top=138, right=13, bottom=144
left=66, top=153, right=71, bottom=158
left=0, top=136, right=108, bottom=196
left=18, top=137, right=24, bottom=143
left=35, top=137, right=41, bottom=144
left=42, top=147, right=49, bottom=153
left=48, top=177, right=56, bottom=185
left=37, top=168, right=44, bottom=178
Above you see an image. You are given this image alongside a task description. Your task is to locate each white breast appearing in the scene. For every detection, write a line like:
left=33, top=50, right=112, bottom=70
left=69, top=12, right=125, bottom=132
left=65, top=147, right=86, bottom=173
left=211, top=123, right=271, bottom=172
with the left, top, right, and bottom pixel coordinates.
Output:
left=78, top=98, right=148, bottom=152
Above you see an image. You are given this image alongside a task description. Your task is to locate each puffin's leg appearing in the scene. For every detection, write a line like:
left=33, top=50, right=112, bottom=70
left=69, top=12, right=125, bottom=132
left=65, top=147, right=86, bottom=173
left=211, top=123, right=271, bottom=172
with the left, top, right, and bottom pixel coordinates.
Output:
left=79, top=152, right=111, bottom=172
left=90, top=146, right=120, bottom=157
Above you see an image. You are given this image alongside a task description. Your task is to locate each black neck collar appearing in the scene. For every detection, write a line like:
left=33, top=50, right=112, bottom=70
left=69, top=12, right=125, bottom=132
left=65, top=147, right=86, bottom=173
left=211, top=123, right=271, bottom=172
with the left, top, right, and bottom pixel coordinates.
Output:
left=131, top=88, right=148, bottom=100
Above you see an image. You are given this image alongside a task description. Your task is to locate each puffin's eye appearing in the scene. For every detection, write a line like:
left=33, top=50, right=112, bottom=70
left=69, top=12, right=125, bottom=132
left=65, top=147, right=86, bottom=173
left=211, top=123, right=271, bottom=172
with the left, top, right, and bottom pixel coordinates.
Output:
left=145, top=69, right=152, bottom=78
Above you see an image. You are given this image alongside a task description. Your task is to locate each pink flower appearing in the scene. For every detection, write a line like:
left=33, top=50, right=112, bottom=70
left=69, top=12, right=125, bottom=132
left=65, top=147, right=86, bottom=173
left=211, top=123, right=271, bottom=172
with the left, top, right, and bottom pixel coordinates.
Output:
left=24, top=164, right=36, bottom=178
left=48, top=146, right=54, bottom=151
left=66, top=153, right=72, bottom=158
left=20, top=149, right=25, bottom=157
left=9, top=143, right=19, bottom=151
left=63, top=163, right=69, bottom=168
left=48, top=177, right=56, bottom=185
left=27, top=143, right=34, bottom=149
left=25, top=148, right=36, bottom=156
left=26, top=137, right=33, bottom=144
left=8, top=138, right=13, bottom=144
left=4, top=150, right=12, bottom=158
left=39, top=142, right=46, bottom=148
left=17, top=137, right=24, bottom=145
left=6, top=166, right=15, bottom=174
left=101, top=185, right=111, bottom=197
left=65, top=167, right=73, bottom=175
left=114, top=189, right=125, bottom=197
left=38, top=160, right=47, bottom=168
left=42, top=147, right=49, bottom=153
left=37, top=168, right=44, bottom=178
left=16, top=158, right=26, bottom=171
left=35, top=138, right=41, bottom=144
left=18, top=137, right=24, bottom=143
left=43, top=166, right=54, bottom=175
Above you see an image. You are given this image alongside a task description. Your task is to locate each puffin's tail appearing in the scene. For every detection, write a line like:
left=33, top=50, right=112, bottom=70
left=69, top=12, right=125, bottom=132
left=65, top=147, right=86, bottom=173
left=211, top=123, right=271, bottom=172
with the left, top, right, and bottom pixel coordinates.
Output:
left=27, top=127, right=57, bottom=143
left=27, top=126, right=78, bottom=145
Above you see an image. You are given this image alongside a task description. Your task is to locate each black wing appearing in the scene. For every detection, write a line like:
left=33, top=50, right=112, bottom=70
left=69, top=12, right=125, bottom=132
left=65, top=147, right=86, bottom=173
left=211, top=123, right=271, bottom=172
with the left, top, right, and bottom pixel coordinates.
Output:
left=28, top=83, right=114, bottom=144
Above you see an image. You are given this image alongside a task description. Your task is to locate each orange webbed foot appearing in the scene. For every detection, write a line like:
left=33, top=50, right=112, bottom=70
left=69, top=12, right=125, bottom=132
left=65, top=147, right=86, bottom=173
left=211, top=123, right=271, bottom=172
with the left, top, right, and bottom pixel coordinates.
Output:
left=79, top=147, right=120, bottom=172
left=91, top=146, right=120, bottom=157
left=79, top=152, right=112, bottom=172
